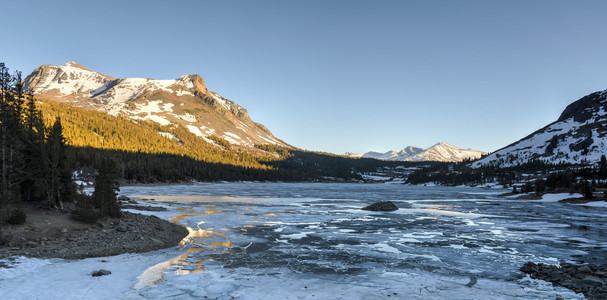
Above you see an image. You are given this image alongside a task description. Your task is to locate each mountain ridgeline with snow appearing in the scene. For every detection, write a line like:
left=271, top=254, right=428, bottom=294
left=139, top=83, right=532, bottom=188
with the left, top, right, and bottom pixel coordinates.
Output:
left=347, top=142, right=486, bottom=162
left=24, top=62, right=287, bottom=148
left=473, top=89, right=607, bottom=168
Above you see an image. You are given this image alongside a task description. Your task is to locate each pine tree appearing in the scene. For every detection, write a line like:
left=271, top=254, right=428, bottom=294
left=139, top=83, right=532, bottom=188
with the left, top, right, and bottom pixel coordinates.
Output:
left=92, top=158, right=121, bottom=218
left=44, top=117, right=73, bottom=209
left=599, top=155, right=607, bottom=180
left=21, top=94, right=46, bottom=202
left=72, top=185, right=97, bottom=223
left=0, top=64, right=25, bottom=220
left=0, top=62, right=11, bottom=218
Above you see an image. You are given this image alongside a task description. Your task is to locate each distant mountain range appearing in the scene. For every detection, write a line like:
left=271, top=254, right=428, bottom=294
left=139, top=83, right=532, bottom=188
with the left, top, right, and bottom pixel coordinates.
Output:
left=473, top=89, right=607, bottom=167
left=24, top=62, right=288, bottom=148
left=346, top=142, right=486, bottom=162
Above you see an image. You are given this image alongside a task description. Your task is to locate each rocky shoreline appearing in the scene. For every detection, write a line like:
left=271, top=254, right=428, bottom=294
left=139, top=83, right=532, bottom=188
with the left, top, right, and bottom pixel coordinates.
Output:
left=0, top=205, right=188, bottom=260
left=520, top=262, right=607, bottom=300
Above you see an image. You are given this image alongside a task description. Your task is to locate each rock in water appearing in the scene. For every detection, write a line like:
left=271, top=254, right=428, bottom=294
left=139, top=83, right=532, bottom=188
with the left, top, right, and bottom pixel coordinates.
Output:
left=361, top=201, right=398, bottom=211
left=520, top=261, right=607, bottom=300
left=465, top=276, right=477, bottom=287
left=92, top=269, right=111, bottom=277
left=117, top=195, right=130, bottom=201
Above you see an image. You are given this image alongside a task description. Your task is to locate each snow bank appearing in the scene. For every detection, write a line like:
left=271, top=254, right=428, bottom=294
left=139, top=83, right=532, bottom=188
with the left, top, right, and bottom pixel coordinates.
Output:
left=539, top=193, right=583, bottom=202
left=577, top=201, right=607, bottom=208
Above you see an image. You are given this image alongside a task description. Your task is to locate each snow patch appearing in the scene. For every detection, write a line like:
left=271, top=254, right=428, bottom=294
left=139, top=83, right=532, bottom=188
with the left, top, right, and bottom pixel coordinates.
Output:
left=539, top=193, right=583, bottom=202
left=174, top=113, right=197, bottom=123
left=577, top=201, right=607, bottom=208
left=186, top=125, right=204, bottom=137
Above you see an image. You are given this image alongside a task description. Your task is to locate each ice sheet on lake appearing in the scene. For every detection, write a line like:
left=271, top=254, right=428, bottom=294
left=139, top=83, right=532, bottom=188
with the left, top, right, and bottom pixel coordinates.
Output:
left=2, top=183, right=604, bottom=299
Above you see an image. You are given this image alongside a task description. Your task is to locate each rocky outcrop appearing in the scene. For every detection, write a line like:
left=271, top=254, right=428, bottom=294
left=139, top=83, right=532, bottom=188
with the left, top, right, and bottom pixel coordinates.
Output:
left=520, top=261, right=607, bottom=300
left=361, top=201, right=399, bottom=211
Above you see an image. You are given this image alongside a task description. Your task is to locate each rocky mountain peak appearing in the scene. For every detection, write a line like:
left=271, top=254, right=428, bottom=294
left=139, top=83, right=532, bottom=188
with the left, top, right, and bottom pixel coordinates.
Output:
left=398, top=146, right=424, bottom=156
left=64, top=61, right=88, bottom=70
left=351, top=143, right=485, bottom=162
left=557, top=89, right=607, bottom=123
left=23, top=62, right=114, bottom=102
left=178, top=74, right=208, bottom=94
left=24, top=62, right=288, bottom=148
left=472, top=89, right=607, bottom=167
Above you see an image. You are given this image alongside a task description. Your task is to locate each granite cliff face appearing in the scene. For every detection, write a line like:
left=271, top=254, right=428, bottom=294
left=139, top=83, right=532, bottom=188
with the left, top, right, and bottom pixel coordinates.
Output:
left=24, top=62, right=287, bottom=147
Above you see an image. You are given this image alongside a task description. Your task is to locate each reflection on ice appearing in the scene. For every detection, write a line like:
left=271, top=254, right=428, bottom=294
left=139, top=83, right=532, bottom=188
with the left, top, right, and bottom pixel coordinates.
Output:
left=136, top=205, right=236, bottom=288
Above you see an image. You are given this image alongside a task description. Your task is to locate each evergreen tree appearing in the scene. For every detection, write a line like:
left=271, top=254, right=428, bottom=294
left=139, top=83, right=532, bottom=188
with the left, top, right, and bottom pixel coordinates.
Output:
left=92, top=158, right=121, bottom=218
left=534, top=179, right=545, bottom=196
left=42, top=117, right=76, bottom=209
left=72, top=185, right=97, bottom=223
left=21, top=94, right=46, bottom=202
left=44, top=118, right=64, bottom=208
left=599, top=155, right=607, bottom=180
left=0, top=64, right=25, bottom=220
left=0, top=62, right=11, bottom=218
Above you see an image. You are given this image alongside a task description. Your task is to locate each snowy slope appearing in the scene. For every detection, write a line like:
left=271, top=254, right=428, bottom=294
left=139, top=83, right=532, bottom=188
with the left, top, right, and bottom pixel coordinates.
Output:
left=24, top=62, right=288, bottom=148
left=343, top=152, right=364, bottom=158
left=362, top=150, right=400, bottom=160
left=348, top=143, right=485, bottom=162
left=472, top=89, right=607, bottom=167
left=409, top=142, right=485, bottom=162
left=23, top=62, right=113, bottom=102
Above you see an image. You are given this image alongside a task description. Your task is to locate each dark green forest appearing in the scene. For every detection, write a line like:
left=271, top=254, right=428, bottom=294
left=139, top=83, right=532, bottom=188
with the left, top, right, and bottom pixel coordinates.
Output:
left=406, top=157, right=607, bottom=196
left=31, top=74, right=409, bottom=183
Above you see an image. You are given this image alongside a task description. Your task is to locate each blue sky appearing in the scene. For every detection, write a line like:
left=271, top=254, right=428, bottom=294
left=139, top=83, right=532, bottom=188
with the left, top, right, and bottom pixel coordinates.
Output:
left=3, top=0, right=607, bottom=154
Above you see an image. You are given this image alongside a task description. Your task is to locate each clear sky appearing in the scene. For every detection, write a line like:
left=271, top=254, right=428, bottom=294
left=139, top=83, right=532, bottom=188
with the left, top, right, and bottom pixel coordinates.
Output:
left=3, top=0, right=607, bottom=154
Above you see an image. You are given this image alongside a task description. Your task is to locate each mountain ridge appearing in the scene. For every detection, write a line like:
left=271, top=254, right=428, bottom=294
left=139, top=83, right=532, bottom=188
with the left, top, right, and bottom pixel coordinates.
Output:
left=347, top=142, right=486, bottom=162
left=23, top=62, right=288, bottom=149
left=472, top=89, right=607, bottom=167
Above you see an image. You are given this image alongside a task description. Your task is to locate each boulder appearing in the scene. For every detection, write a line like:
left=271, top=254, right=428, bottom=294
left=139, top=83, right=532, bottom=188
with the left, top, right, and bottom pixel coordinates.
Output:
left=361, top=201, right=398, bottom=211
left=92, top=269, right=111, bottom=277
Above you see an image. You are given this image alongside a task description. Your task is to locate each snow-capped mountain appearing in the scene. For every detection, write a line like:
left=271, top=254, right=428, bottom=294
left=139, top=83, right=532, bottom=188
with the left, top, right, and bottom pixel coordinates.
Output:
left=348, top=142, right=485, bottom=162
left=472, top=89, right=607, bottom=167
left=24, top=62, right=288, bottom=148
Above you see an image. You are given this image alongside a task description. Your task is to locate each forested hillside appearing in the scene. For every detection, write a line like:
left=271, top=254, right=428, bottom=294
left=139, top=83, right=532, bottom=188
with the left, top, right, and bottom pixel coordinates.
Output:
left=37, top=93, right=405, bottom=183
left=39, top=99, right=276, bottom=169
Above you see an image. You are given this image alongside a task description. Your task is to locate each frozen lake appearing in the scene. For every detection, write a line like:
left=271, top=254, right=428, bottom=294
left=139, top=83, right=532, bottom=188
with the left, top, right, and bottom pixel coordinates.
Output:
left=2, top=183, right=606, bottom=299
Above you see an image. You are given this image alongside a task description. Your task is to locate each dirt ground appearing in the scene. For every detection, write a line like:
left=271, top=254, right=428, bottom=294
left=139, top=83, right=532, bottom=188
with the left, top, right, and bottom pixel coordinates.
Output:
left=0, top=203, right=188, bottom=260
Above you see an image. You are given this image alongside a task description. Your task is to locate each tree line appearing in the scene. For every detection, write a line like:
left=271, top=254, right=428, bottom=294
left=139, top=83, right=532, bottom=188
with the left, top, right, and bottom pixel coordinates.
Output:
left=0, top=63, right=120, bottom=227
left=36, top=90, right=408, bottom=183
left=406, top=156, right=607, bottom=197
